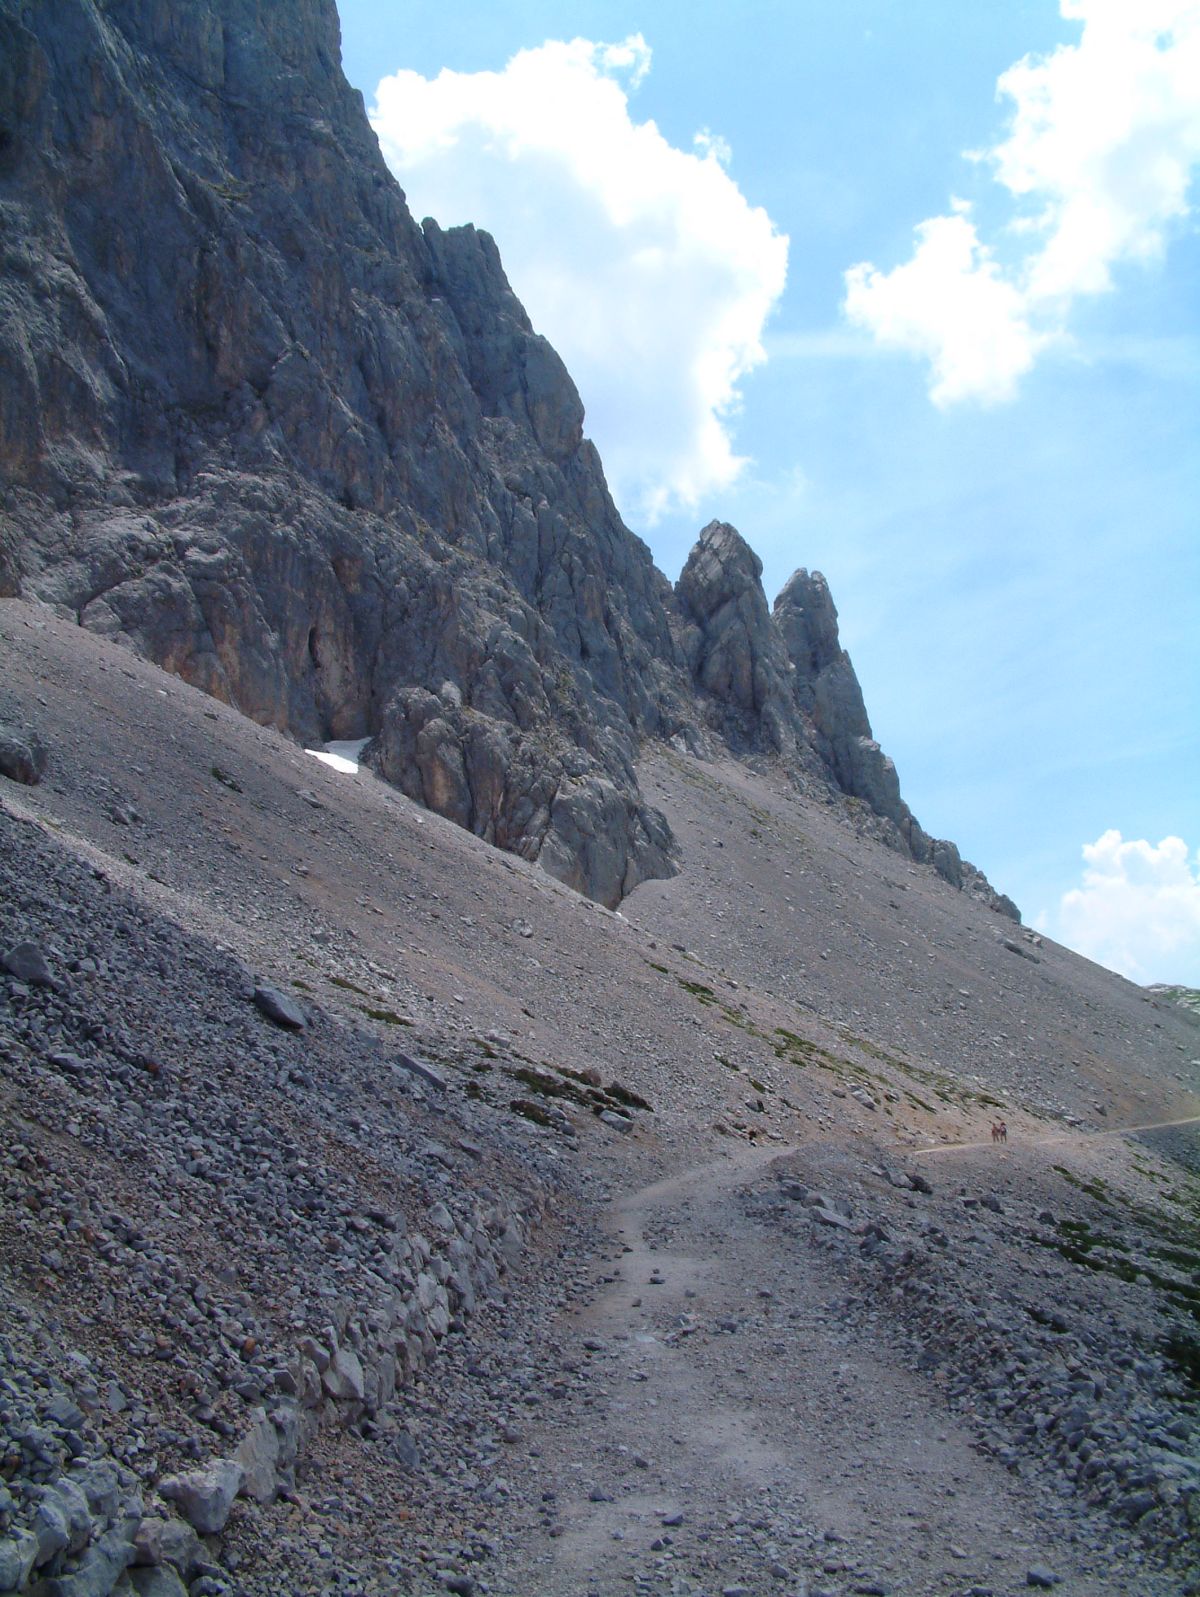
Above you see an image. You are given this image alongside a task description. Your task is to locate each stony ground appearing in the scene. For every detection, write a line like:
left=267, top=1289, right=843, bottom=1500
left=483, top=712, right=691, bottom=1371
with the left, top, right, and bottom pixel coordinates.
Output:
left=1, top=599, right=1198, bottom=1597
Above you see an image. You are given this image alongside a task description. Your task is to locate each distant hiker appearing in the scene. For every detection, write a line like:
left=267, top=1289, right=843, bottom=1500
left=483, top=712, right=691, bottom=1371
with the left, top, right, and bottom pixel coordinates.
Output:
left=991, top=1119, right=1008, bottom=1144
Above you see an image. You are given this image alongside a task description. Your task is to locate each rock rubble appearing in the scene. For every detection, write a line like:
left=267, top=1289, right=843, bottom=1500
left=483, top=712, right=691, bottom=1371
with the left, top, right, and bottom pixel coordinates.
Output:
left=0, top=806, right=563, bottom=1596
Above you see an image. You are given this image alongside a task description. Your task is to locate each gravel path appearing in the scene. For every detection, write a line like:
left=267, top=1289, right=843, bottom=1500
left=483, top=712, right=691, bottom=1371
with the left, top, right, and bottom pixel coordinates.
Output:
left=491, top=1140, right=1174, bottom=1597
left=914, top=1114, right=1200, bottom=1158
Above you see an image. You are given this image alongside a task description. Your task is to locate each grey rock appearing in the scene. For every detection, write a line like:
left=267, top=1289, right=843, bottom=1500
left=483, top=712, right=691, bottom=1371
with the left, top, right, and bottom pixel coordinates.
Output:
left=131, top=1517, right=200, bottom=1575
left=773, top=569, right=1015, bottom=906
left=0, top=726, right=46, bottom=785
left=811, top=1205, right=858, bottom=1232
left=44, top=1398, right=85, bottom=1433
left=32, top=1496, right=71, bottom=1564
left=676, top=521, right=796, bottom=753
left=232, top=1411, right=279, bottom=1505
left=32, top=1516, right=139, bottom=1597
left=1025, top=1569, right=1061, bottom=1589
left=47, top=1478, right=92, bottom=1555
left=252, top=985, right=306, bottom=1030
left=0, top=1529, right=39, bottom=1591
left=0, top=0, right=688, bottom=911
left=73, top=1464, right=120, bottom=1522
left=1002, top=937, right=1040, bottom=962
left=393, top=1052, right=447, bottom=1091
left=157, top=1460, right=243, bottom=1536
left=3, top=941, right=58, bottom=988
left=321, top=1348, right=365, bottom=1404
left=129, top=1568, right=189, bottom=1597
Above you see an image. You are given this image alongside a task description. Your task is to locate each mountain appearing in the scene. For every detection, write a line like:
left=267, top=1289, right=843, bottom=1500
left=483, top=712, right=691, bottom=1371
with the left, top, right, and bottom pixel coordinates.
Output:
left=3, top=5, right=1198, bottom=1597
left=1, top=603, right=1197, bottom=1597
left=0, top=0, right=1013, bottom=918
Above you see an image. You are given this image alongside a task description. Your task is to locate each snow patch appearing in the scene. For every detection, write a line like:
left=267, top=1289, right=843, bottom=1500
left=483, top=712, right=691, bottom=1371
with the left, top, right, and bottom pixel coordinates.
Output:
left=305, top=738, right=371, bottom=776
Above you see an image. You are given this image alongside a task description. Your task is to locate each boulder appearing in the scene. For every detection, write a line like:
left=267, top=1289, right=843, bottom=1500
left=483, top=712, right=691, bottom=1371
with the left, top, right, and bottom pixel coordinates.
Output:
left=2, top=941, right=59, bottom=988
left=253, top=985, right=306, bottom=1030
left=157, top=1460, right=243, bottom=1536
left=233, top=1412, right=280, bottom=1505
left=0, top=1528, right=38, bottom=1591
left=393, top=1052, right=446, bottom=1091
left=0, top=725, right=46, bottom=784
left=131, top=1516, right=200, bottom=1575
left=129, top=1568, right=190, bottom=1597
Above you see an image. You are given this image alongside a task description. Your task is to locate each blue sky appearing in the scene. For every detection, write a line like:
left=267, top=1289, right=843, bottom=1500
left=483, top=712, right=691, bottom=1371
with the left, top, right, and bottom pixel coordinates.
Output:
left=335, top=0, right=1200, bottom=985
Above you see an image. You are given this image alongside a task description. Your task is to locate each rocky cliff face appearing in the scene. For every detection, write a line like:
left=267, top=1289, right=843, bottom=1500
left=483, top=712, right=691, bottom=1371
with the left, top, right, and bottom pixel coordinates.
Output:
left=0, top=0, right=1016, bottom=918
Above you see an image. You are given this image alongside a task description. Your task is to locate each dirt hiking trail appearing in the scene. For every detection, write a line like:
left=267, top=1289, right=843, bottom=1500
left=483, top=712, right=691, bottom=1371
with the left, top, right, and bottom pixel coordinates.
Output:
left=492, top=1138, right=1149, bottom=1597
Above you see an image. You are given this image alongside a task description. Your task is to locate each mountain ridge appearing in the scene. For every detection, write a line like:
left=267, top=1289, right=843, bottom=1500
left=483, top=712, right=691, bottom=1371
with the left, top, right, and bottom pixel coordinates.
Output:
left=0, top=0, right=1016, bottom=917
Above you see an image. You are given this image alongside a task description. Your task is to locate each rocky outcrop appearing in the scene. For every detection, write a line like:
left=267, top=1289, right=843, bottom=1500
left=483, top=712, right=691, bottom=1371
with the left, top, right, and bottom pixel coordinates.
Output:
left=0, top=0, right=686, bottom=905
left=0, top=724, right=45, bottom=786
left=774, top=569, right=920, bottom=848
left=369, top=683, right=676, bottom=906
left=671, top=536, right=1016, bottom=914
left=676, top=522, right=798, bottom=758
left=769, top=568, right=1020, bottom=913
left=0, top=0, right=1013, bottom=916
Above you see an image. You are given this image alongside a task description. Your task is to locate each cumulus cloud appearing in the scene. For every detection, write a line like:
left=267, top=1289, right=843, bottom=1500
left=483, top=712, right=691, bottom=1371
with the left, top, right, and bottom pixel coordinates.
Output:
left=844, top=208, right=1047, bottom=406
left=844, top=0, right=1200, bottom=404
left=369, top=36, right=788, bottom=521
left=1052, top=829, right=1200, bottom=983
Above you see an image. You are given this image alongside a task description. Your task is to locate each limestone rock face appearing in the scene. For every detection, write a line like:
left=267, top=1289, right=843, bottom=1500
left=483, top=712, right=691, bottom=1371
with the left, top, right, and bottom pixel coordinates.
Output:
left=0, top=0, right=1014, bottom=917
left=675, top=522, right=797, bottom=756
left=0, top=0, right=685, bottom=903
left=775, top=569, right=903, bottom=822
left=772, top=569, right=1016, bottom=911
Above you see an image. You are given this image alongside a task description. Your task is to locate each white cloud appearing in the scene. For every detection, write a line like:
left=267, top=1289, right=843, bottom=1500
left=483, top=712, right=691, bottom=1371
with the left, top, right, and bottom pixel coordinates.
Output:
left=1053, top=829, right=1200, bottom=983
left=844, top=0, right=1200, bottom=404
left=843, top=211, right=1047, bottom=406
left=369, top=36, right=788, bottom=522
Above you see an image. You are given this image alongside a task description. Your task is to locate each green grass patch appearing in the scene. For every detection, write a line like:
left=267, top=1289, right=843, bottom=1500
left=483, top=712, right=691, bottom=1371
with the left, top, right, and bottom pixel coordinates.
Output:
left=1052, top=1165, right=1113, bottom=1205
left=1057, top=1218, right=1127, bottom=1254
left=904, top=1092, right=937, bottom=1114
left=506, top=1064, right=578, bottom=1101
left=1148, top=1242, right=1200, bottom=1274
left=1034, top=1228, right=1200, bottom=1323
left=604, top=1080, right=654, bottom=1113
left=359, top=1006, right=412, bottom=1026
left=509, top=1098, right=567, bottom=1130
left=680, top=979, right=717, bottom=1004
left=330, top=975, right=372, bottom=997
